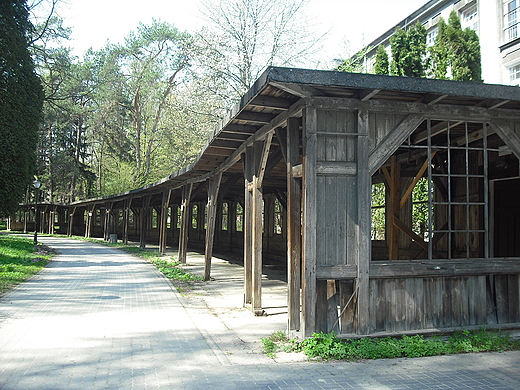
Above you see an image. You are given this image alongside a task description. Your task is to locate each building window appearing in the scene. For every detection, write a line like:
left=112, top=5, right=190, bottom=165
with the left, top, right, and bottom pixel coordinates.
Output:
left=426, top=27, right=438, bottom=46
left=505, top=0, right=519, bottom=41
left=461, top=5, right=478, bottom=31
left=509, top=63, right=520, bottom=84
left=221, top=202, right=229, bottom=231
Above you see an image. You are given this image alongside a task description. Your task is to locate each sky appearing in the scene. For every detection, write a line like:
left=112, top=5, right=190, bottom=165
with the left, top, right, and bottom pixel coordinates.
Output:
left=37, top=0, right=429, bottom=66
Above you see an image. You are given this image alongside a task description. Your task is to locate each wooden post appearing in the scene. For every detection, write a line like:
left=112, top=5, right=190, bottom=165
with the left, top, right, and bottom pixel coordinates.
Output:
left=356, top=108, right=371, bottom=335
left=302, top=106, right=317, bottom=337
left=140, top=196, right=150, bottom=249
left=159, top=189, right=172, bottom=255
left=178, top=184, right=193, bottom=263
left=204, top=173, right=222, bottom=281
left=67, top=207, right=77, bottom=237
left=242, top=147, right=254, bottom=306
left=388, top=155, right=401, bottom=260
left=287, top=116, right=302, bottom=332
left=85, top=205, right=94, bottom=238
left=123, top=199, right=133, bottom=245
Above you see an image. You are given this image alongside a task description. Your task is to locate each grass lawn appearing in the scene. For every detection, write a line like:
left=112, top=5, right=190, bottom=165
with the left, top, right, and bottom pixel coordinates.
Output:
left=0, top=234, right=53, bottom=294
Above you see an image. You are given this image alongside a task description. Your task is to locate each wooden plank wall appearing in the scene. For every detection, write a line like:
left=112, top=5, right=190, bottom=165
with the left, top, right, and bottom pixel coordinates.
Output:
left=366, top=275, right=520, bottom=333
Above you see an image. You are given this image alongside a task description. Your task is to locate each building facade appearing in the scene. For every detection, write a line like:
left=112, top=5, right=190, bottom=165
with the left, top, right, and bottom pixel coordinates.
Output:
left=362, top=0, right=520, bottom=86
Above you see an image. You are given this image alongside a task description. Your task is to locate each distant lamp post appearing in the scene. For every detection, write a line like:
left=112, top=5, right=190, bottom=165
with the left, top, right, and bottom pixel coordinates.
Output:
left=33, top=179, right=41, bottom=246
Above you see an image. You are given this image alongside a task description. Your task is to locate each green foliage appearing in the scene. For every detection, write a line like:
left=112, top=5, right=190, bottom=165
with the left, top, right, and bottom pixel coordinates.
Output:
left=374, top=45, right=389, bottom=75
left=337, top=46, right=373, bottom=73
left=0, top=234, right=51, bottom=293
left=430, top=11, right=482, bottom=82
left=149, top=258, right=203, bottom=282
left=390, top=22, right=427, bottom=77
left=294, top=330, right=520, bottom=361
left=261, top=331, right=297, bottom=357
left=0, top=0, right=44, bottom=216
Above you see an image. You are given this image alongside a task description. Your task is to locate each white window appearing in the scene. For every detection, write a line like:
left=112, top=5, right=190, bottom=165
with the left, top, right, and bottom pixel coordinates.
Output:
left=505, top=0, right=519, bottom=41
left=427, top=27, right=438, bottom=46
left=462, top=5, right=478, bottom=31
left=509, top=63, right=520, bottom=84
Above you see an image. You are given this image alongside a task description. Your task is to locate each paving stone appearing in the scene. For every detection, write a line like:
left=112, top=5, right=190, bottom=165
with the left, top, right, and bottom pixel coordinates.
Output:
left=1, top=236, right=520, bottom=389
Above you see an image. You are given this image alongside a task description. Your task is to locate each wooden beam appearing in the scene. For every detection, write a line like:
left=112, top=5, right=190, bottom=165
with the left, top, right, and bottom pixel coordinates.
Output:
left=359, top=89, right=381, bottom=101
left=159, top=189, right=172, bottom=255
left=256, top=132, right=274, bottom=187
left=302, top=106, right=318, bottom=338
left=368, top=114, right=424, bottom=176
left=388, top=156, right=400, bottom=260
left=139, top=196, right=150, bottom=249
left=287, top=116, right=302, bottom=333
left=204, top=173, right=222, bottom=281
left=356, top=108, right=371, bottom=335
left=243, top=147, right=254, bottom=307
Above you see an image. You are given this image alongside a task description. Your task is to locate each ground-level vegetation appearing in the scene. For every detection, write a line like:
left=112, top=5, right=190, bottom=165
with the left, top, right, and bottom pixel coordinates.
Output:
left=262, top=330, right=520, bottom=360
left=0, top=234, right=53, bottom=294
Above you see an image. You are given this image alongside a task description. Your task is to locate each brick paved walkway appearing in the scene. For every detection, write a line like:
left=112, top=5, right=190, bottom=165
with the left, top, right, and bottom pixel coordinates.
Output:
left=0, top=236, right=519, bottom=389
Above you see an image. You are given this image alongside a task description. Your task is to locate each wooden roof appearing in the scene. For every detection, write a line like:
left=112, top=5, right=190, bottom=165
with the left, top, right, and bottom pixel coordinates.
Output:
left=71, top=67, right=520, bottom=207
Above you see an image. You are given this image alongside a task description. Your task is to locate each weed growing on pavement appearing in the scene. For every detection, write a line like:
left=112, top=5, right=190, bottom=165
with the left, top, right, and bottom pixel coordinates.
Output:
left=0, top=234, right=53, bottom=294
left=291, top=330, right=520, bottom=361
left=261, top=331, right=299, bottom=358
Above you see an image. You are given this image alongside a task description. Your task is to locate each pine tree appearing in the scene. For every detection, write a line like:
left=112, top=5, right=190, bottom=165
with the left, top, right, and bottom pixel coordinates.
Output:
left=390, top=22, right=427, bottom=77
left=0, top=0, right=44, bottom=216
left=374, top=45, right=389, bottom=75
left=431, top=11, right=482, bottom=82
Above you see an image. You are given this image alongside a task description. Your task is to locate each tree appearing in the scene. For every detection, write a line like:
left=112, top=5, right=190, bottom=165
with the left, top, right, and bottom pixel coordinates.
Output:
left=196, top=0, right=321, bottom=101
left=0, top=0, right=44, bottom=216
left=336, top=46, right=373, bottom=73
left=118, top=21, right=192, bottom=186
left=374, top=45, right=389, bottom=75
left=430, top=11, right=482, bottom=82
left=390, top=22, right=427, bottom=77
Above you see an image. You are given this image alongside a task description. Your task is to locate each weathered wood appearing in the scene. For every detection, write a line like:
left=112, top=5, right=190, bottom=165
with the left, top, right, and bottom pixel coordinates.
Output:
left=316, top=161, right=356, bottom=176
left=368, top=114, right=424, bottom=175
left=159, top=189, right=172, bottom=255
left=287, top=116, right=302, bottom=332
left=370, top=259, right=520, bottom=278
left=242, top=147, right=254, bottom=306
left=490, top=120, right=520, bottom=159
left=123, top=198, right=133, bottom=245
left=67, top=207, right=76, bottom=237
left=302, top=106, right=318, bottom=337
left=356, top=108, right=371, bottom=335
left=388, top=156, right=400, bottom=260
left=204, top=172, right=222, bottom=281
left=339, top=280, right=357, bottom=334
left=327, top=280, right=339, bottom=333
left=178, top=184, right=193, bottom=263
left=139, top=197, right=150, bottom=249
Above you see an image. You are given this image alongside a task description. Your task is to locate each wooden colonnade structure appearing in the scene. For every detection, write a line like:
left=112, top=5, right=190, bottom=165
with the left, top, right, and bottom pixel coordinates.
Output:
left=11, top=67, right=520, bottom=338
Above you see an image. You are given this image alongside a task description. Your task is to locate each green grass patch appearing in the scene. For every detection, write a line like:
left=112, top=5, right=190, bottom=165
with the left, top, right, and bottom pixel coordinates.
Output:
left=0, top=234, right=52, bottom=294
left=262, top=329, right=520, bottom=360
